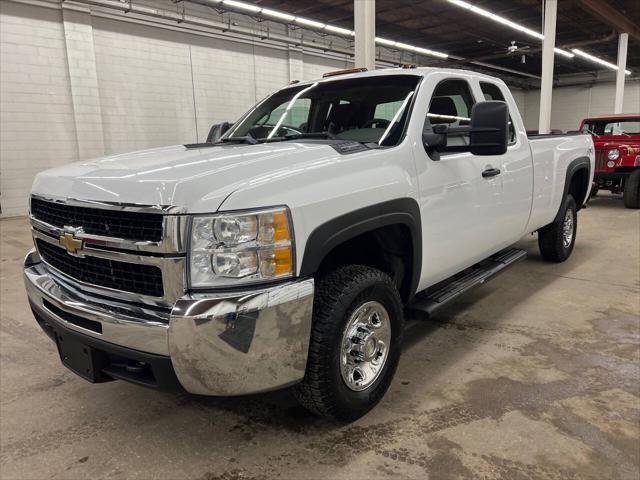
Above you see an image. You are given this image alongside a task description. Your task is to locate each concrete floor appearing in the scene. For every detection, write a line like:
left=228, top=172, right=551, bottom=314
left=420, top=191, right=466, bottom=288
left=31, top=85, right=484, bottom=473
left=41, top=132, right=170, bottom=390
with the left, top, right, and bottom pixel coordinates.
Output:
left=1, top=194, right=638, bottom=480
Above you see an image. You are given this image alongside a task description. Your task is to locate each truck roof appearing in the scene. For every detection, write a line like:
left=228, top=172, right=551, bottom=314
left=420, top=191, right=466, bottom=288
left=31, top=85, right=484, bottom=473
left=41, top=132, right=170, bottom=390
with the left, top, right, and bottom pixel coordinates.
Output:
left=288, top=66, right=508, bottom=89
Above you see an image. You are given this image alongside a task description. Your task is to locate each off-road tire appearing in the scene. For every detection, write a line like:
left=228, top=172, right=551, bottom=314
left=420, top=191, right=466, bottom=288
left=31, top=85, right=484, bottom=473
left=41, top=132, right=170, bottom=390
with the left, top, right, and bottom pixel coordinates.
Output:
left=293, top=265, right=404, bottom=422
left=538, top=194, right=577, bottom=262
left=623, top=170, right=640, bottom=209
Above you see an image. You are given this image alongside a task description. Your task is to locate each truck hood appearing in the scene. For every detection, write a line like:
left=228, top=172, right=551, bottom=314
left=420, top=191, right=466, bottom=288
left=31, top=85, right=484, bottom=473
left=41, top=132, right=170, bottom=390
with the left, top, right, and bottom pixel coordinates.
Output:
left=592, top=137, right=640, bottom=149
left=32, top=142, right=344, bottom=213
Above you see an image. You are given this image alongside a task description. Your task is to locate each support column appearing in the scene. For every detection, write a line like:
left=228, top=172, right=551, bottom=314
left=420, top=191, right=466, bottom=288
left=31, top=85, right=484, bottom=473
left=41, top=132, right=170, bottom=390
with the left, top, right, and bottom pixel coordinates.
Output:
left=614, top=33, right=628, bottom=114
left=354, top=0, right=375, bottom=70
left=538, top=0, right=557, bottom=135
left=61, top=3, right=105, bottom=158
left=287, top=46, right=304, bottom=83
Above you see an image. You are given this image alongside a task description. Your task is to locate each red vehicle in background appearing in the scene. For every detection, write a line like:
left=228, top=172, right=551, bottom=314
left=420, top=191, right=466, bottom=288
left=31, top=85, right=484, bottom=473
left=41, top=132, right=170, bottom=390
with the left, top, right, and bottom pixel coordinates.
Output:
left=580, top=114, right=640, bottom=208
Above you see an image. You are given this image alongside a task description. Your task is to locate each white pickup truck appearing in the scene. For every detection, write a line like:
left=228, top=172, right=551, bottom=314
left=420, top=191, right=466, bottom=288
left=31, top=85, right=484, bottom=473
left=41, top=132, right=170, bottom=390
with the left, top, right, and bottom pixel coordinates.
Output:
left=24, top=67, right=594, bottom=421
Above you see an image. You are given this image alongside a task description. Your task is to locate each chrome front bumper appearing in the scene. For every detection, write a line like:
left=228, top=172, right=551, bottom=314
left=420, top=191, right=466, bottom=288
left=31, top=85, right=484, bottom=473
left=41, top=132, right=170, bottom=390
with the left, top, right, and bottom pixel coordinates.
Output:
left=24, top=249, right=314, bottom=395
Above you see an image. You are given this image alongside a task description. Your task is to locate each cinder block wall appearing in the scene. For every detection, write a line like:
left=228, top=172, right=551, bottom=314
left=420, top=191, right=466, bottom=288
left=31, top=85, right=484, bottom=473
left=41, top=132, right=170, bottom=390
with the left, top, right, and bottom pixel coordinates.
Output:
left=0, top=0, right=349, bottom=217
left=520, top=81, right=640, bottom=132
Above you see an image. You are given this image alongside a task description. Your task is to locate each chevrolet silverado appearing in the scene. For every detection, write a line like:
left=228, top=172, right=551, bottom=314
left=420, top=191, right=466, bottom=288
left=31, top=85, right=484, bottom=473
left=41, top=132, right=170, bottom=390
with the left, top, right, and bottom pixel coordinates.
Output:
left=25, top=67, right=594, bottom=421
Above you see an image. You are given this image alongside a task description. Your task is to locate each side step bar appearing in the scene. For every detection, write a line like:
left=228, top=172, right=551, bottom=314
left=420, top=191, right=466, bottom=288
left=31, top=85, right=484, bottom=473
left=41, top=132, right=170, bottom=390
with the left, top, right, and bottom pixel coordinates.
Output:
left=407, top=248, right=527, bottom=318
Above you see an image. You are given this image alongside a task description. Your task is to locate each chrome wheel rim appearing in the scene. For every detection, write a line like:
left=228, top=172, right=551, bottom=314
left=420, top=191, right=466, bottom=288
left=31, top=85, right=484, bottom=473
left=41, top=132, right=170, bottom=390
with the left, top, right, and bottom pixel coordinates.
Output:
left=340, top=301, right=391, bottom=392
left=562, top=209, right=574, bottom=248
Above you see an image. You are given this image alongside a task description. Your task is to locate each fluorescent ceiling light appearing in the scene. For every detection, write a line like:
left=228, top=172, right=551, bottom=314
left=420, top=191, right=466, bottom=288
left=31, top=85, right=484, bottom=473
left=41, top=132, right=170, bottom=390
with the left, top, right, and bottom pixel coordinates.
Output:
left=445, top=0, right=573, bottom=58
left=394, top=42, right=416, bottom=51
left=375, top=37, right=448, bottom=59
left=295, top=17, right=326, bottom=29
left=324, top=24, right=354, bottom=36
left=220, top=2, right=448, bottom=59
left=261, top=8, right=295, bottom=22
left=375, top=37, right=397, bottom=47
left=415, top=47, right=448, bottom=59
left=222, top=0, right=260, bottom=13
left=554, top=48, right=575, bottom=58
left=572, top=49, right=631, bottom=75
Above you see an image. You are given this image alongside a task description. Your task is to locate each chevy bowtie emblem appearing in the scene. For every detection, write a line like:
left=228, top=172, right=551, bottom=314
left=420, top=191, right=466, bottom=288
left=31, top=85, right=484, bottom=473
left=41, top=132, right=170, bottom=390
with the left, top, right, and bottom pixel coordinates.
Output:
left=59, top=232, right=84, bottom=254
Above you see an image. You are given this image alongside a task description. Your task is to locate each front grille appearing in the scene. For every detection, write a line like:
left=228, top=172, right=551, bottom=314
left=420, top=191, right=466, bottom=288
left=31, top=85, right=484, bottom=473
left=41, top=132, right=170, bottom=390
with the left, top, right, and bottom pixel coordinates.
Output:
left=31, top=197, right=163, bottom=242
left=36, top=239, right=164, bottom=297
left=595, top=149, right=608, bottom=171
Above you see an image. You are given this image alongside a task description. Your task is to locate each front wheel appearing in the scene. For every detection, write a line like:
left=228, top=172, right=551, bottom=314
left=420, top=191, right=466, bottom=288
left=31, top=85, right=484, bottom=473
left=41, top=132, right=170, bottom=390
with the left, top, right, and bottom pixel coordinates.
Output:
left=623, top=170, right=640, bottom=209
left=294, top=265, right=404, bottom=422
left=538, top=194, right=577, bottom=262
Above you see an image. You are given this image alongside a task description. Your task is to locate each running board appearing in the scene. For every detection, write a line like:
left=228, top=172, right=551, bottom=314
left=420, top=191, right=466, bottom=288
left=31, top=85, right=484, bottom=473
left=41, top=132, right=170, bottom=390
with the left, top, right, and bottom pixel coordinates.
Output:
left=407, top=248, right=527, bottom=318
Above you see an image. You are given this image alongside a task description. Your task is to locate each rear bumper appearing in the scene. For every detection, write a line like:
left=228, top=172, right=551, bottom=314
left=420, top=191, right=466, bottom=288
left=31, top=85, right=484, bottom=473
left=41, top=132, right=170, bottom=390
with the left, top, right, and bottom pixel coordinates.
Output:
left=594, top=167, right=639, bottom=182
left=595, top=172, right=629, bottom=181
left=24, top=249, right=315, bottom=395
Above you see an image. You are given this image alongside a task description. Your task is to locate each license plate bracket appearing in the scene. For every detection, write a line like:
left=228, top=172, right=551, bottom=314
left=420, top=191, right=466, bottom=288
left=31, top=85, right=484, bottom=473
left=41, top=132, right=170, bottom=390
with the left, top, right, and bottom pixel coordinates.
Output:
left=54, top=329, right=109, bottom=382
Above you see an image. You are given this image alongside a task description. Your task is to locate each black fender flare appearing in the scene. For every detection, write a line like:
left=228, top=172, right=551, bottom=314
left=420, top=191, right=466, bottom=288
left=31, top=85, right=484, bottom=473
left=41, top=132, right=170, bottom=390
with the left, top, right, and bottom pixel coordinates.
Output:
left=299, top=198, right=422, bottom=298
left=554, top=156, right=591, bottom=222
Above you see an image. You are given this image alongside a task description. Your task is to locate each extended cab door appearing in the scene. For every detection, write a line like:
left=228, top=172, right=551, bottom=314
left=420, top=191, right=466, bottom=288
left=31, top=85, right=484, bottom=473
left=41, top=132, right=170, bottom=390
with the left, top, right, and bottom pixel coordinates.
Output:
left=411, top=74, right=531, bottom=290
left=472, top=79, right=533, bottom=244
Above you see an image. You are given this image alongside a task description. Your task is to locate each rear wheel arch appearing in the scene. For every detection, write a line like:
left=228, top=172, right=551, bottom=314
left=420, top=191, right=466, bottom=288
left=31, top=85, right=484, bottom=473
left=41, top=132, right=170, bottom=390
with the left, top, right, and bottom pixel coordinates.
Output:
left=299, top=198, right=422, bottom=302
left=554, top=156, right=591, bottom=222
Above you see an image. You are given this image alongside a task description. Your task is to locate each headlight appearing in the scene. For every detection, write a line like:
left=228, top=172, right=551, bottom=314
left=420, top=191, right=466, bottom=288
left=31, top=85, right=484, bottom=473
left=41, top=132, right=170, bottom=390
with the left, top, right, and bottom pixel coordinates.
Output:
left=189, top=207, right=294, bottom=287
left=607, top=149, right=620, bottom=161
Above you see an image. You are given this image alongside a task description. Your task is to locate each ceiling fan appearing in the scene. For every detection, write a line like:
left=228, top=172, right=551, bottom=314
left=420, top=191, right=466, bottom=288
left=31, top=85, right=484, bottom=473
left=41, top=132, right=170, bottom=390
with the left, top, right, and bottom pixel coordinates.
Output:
left=506, top=40, right=531, bottom=55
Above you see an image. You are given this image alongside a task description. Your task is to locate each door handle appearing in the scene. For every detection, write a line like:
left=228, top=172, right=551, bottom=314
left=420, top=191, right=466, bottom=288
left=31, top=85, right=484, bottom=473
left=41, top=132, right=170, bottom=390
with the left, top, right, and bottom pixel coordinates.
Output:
left=482, top=167, right=501, bottom=178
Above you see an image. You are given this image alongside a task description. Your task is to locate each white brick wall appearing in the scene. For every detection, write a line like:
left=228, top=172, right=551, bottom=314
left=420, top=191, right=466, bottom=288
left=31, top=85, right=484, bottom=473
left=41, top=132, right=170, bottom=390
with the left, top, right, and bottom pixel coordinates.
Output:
left=0, top=1, right=356, bottom=216
left=520, top=81, right=640, bottom=132
left=92, top=17, right=198, bottom=152
left=1, top=1, right=77, bottom=217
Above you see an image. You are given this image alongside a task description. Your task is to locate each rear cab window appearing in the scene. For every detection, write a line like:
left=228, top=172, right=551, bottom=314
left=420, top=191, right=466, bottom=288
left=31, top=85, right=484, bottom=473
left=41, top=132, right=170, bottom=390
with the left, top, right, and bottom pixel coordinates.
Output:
left=479, top=82, right=516, bottom=144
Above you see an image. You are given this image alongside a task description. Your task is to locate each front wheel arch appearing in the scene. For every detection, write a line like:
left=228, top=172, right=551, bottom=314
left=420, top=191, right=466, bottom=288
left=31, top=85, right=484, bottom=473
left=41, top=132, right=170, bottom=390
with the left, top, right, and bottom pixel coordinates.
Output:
left=299, top=198, right=422, bottom=300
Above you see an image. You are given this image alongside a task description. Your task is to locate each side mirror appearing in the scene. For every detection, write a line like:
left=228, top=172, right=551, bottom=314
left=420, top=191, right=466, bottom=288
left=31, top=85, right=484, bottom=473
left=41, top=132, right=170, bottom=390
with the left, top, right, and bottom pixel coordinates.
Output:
left=206, top=121, right=233, bottom=143
left=422, top=100, right=509, bottom=158
left=468, top=101, right=509, bottom=156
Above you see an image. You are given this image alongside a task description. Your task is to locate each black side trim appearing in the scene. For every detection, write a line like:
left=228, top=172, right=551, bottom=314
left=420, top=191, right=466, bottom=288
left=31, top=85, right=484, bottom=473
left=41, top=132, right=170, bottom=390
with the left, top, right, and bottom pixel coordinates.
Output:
left=554, top=156, right=591, bottom=222
left=299, top=198, right=422, bottom=297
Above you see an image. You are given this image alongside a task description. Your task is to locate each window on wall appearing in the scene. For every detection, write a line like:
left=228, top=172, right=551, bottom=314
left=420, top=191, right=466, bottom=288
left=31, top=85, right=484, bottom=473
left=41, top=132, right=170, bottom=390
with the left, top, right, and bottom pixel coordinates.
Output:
left=426, top=79, right=475, bottom=147
left=479, top=82, right=516, bottom=144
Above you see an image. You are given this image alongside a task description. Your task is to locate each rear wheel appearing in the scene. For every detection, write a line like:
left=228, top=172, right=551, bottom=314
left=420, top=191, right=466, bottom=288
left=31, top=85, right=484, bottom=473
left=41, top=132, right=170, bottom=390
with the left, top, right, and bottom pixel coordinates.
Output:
left=294, top=265, right=404, bottom=422
left=538, top=194, right=577, bottom=262
left=623, top=170, right=640, bottom=209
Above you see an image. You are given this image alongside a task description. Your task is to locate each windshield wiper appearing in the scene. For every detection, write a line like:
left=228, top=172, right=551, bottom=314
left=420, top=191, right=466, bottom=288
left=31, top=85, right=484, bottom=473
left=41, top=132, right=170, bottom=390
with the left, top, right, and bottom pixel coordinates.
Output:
left=284, top=131, right=338, bottom=140
left=217, top=135, right=258, bottom=145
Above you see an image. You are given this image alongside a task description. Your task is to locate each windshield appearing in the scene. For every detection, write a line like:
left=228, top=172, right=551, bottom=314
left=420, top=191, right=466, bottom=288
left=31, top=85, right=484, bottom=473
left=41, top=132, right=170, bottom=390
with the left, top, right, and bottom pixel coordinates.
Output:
left=582, top=118, right=640, bottom=136
left=224, top=75, right=420, bottom=147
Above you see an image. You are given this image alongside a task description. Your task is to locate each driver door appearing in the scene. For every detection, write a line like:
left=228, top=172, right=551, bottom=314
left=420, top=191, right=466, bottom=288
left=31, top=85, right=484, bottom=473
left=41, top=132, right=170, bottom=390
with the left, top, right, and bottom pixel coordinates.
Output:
left=412, top=76, right=507, bottom=290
